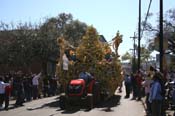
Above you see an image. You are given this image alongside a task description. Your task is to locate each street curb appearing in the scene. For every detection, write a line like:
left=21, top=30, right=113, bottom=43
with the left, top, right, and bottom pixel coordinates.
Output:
left=140, top=97, right=147, bottom=112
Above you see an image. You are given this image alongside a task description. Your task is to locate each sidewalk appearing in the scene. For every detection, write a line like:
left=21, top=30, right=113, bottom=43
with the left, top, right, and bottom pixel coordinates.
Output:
left=112, top=86, right=147, bottom=116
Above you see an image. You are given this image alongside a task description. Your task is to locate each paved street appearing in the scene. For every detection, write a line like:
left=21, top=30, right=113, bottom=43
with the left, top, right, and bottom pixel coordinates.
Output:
left=0, top=87, right=147, bottom=116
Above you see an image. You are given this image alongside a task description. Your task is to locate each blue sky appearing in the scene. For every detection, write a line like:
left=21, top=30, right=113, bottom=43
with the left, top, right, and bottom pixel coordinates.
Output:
left=0, top=0, right=174, bottom=56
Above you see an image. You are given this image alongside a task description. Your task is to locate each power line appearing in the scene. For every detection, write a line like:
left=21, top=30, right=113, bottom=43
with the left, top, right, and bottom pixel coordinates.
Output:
left=138, top=0, right=152, bottom=71
left=141, top=0, right=153, bottom=38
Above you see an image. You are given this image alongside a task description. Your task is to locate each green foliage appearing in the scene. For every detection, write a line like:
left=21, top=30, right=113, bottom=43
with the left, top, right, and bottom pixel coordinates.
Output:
left=141, top=46, right=151, bottom=62
left=63, top=20, right=87, bottom=47
left=121, top=52, right=132, bottom=61
left=0, top=23, right=38, bottom=67
left=0, top=13, right=88, bottom=72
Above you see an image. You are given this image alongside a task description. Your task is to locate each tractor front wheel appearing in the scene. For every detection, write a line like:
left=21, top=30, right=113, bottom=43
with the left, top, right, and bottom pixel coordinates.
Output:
left=60, top=93, right=66, bottom=110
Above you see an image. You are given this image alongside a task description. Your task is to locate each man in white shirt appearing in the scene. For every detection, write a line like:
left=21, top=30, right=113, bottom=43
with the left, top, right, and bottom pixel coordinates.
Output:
left=32, top=73, right=41, bottom=99
left=62, top=53, right=70, bottom=80
left=61, top=53, right=69, bottom=93
left=62, top=53, right=69, bottom=71
left=0, top=77, right=9, bottom=108
left=0, top=77, right=5, bottom=108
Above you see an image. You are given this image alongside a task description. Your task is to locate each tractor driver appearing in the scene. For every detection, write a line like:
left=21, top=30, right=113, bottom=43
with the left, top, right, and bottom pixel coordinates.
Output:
left=79, top=68, right=93, bottom=85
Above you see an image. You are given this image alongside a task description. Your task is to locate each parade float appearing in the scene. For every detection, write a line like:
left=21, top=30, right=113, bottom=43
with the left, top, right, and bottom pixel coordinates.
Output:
left=56, top=26, right=123, bottom=109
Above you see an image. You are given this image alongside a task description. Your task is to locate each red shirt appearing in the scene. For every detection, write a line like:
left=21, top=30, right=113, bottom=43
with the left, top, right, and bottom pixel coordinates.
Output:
left=5, top=85, right=12, bottom=96
left=135, top=74, right=143, bottom=87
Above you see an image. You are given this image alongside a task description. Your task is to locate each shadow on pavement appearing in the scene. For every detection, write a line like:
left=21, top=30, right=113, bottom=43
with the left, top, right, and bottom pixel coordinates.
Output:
left=61, top=94, right=121, bottom=113
left=25, top=94, right=121, bottom=114
left=97, top=95, right=121, bottom=112
left=0, top=103, right=25, bottom=111
left=26, top=100, right=60, bottom=111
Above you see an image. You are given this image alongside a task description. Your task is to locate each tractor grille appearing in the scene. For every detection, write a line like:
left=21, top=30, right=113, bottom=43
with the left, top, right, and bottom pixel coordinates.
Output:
left=68, top=84, right=82, bottom=94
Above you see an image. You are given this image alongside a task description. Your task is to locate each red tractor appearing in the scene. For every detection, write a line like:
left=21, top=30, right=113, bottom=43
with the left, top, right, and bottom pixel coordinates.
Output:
left=59, top=77, right=101, bottom=110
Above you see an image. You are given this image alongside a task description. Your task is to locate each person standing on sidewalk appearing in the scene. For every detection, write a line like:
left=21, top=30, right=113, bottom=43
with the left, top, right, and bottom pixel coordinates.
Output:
left=4, top=79, right=12, bottom=110
left=15, top=76, right=24, bottom=107
left=124, top=74, right=131, bottom=98
left=131, top=73, right=137, bottom=100
left=32, top=72, right=41, bottom=100
left=0, top=76, right=10, bottom=109
left=0, top=77, right=5, bottom=109
left=142, top=73, right=152, bottom=115
left=149, top=72, right=163, bottom=116
left=135, top=70, right=143, bottom=101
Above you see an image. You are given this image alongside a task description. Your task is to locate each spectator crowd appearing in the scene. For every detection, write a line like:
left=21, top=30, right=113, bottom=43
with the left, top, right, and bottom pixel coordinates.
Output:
left=0, top=71, right=60, bottom=110
left=123, top=66, right=175, bottom=116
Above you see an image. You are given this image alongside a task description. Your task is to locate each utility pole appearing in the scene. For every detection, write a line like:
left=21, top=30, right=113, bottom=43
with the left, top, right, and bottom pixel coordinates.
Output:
left=138, top=0, right=141, bottom=72
left=159, top=0, right=163, bottom=73
left=130, top=32, right=137, bottom=73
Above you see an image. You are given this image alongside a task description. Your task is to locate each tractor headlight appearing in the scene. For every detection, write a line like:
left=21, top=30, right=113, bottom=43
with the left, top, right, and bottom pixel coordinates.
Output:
left=68, top=85, right=73, bottom=89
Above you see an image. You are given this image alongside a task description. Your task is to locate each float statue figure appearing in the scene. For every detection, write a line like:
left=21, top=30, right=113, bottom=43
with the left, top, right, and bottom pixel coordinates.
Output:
left=112, top=31, right=123, bottom=57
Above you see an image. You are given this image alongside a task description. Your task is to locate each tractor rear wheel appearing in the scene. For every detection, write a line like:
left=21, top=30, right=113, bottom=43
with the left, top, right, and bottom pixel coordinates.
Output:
left=93, top=82, right=101, bottom=105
